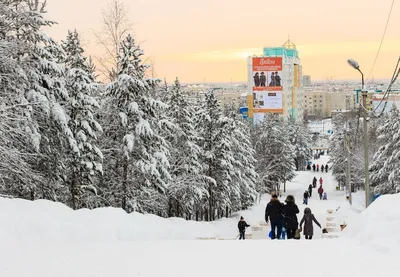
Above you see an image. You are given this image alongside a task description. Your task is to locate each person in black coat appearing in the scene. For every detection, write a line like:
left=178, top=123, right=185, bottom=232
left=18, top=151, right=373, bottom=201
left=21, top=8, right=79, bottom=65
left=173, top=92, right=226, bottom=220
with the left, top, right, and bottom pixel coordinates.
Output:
left=265, top=194, right=284, bottom=239
left=238, top=216, right=250, bottom=240
left=283, top=195, right=300, bottom=239
left=312, top=177, right=317, bottom=188
left=303, top=190, right=309, bottom=205
left=312, top=164, right=316, bottom=171
left=308, top=184, right=313, bottom=197
left=325, top=164, right=329, bottom=172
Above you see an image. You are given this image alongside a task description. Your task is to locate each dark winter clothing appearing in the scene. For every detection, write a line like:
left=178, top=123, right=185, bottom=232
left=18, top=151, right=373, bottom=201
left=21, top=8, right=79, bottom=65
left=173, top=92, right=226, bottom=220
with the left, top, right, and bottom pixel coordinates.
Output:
left=299, top=207, right=321, bottom=237
left=308, top=184, right=313, bottom=197
left=319, top=177, right=323, bottom=186
left=303, top=191, right=309, bottom=205
left=238, top=220, right=250, bottom=233
left=275, top=73, right=281, bottom=86
left=265, top=197, right=284, bottom=240
left=283, top=196, right=300, bottom=239
left=312, top=164, right=316, bottom=171
left=323, top=192, right=327, bottom=200
left=325, top=164, right=329, bottom=172
left=318, top=186, right=324, bottom=200
left=260, top=72, right=266, bottom=86
left=239, top=233, right=245, bottom=239
left=312, top=177, right=317, bottom=187
left=316, top=164, right=319, bottom=172
left=254, top=73, right=260, bottom=87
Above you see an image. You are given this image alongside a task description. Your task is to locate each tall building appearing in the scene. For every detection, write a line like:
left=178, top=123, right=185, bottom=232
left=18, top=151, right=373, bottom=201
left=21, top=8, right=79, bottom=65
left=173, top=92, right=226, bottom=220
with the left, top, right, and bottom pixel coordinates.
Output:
left=247, top=39, right=303, bottom=122
left=303, top=75, right=311, bottom=86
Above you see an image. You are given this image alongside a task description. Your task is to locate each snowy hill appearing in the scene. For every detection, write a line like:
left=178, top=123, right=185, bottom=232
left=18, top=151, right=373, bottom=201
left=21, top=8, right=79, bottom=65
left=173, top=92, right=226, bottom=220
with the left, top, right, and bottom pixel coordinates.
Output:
left=1, top=155, right=399, bottom=276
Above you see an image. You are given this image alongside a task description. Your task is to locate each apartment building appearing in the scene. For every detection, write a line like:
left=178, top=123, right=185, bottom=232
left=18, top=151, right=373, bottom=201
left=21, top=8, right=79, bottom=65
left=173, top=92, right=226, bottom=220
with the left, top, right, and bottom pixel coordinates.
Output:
left=304, top=90, right=356, bottom=118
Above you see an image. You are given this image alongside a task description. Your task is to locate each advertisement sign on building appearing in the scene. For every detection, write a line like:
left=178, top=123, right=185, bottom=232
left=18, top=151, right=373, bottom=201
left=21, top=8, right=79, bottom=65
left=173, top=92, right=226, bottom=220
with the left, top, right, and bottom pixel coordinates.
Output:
left=250, top=57, right=283, bottom=113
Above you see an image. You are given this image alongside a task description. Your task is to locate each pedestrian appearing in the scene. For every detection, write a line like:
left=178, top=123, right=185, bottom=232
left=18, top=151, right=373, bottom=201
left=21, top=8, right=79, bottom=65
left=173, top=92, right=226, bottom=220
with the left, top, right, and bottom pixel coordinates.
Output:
left=325, top=164, right=329, bottom=173
left=312, top=177, right=317, bottom=188
left=319, top=177, right=323, bottom=186
left=316, top=164, right=319, bottom=172
left=265, top=194, right=284, bottom=240
left=321, top=165, right=325, bottom=172
left=308, top=184, right=313, bottom=197
left=318, top=185, right=324, bottom=200
left=299, top=207, right=321, bottom=240
left=283, top=195, right=300, bottom=239
left=303, top=190, right=309, bottom=205
left=238, top=216, right=250, bottom=240
left=323, top=192, right=327, bottom=200
left=312, top=164, right=316, bottom=172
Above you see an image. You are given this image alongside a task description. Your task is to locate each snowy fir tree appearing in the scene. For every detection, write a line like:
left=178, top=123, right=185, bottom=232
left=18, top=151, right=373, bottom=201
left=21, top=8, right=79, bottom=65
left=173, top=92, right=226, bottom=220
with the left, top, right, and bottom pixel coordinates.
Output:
left=163, top=79, right=207, bottom=219
left=224, top=105, right=258, bottom=209
left=195, top=91, right=236, bottom=220
left=370, top=106, right=400, bottom=194
left=287, top=119, right=312, bottom=171
left=253, top=115, right=295, bottom=194
left=61, top=30, right=103, bottom=209
left=0, top=0, right=76, bottom=200
left=104, top=34, right=171, bottom=213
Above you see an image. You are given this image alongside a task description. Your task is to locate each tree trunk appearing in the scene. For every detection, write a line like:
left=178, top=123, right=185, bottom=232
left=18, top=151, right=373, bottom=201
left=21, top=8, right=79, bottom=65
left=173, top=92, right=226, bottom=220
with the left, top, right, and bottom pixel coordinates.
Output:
left=196, top=210, right=199, bottom=221
left=177, top=201, right=180, bottom=217
left=225, top=206, right=229, bottom=218
left=284, top=180, right=286, bottom=193
left=204, top=208, right=209, bottom=221
left=121, top=161, right=128, bottom=211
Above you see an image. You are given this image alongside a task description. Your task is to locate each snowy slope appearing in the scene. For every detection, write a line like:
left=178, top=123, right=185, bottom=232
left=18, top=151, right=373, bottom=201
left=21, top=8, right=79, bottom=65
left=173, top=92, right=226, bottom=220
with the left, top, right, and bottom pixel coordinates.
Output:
left=0, top=155, right=355, bottom=241
left=0, top=155, right=399, bottom=276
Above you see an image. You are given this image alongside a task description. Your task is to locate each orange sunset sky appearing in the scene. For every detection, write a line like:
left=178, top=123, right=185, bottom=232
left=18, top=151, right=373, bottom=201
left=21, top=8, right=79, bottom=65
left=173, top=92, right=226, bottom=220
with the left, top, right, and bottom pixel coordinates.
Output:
left=45, top=0, right=399, bottom=83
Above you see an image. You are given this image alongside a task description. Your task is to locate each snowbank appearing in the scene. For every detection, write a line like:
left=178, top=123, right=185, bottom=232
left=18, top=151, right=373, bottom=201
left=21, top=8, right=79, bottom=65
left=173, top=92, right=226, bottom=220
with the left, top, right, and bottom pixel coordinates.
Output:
left=0, top=196, right=272, bottom=241
left=342, top=193, right=400, bottom=253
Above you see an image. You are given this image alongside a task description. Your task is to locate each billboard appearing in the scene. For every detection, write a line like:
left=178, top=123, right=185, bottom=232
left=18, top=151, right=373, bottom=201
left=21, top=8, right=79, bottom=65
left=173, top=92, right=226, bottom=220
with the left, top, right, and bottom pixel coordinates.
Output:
left=249, top=57, right=283, bottom=113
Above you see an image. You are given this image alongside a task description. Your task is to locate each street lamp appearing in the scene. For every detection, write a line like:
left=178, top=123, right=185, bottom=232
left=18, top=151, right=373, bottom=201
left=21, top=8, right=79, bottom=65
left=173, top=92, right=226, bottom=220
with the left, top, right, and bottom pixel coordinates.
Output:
left=347, top=58, right=370, bottom=208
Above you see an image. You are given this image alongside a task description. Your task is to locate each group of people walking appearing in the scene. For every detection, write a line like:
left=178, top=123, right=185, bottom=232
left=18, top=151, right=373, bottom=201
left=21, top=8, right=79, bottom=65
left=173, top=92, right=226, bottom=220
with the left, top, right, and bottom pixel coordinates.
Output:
left=307, top=163, right=328, bottom=172
left=304, top=177, right=327, bottom=204
left=237, top=193, right=322, bottom=240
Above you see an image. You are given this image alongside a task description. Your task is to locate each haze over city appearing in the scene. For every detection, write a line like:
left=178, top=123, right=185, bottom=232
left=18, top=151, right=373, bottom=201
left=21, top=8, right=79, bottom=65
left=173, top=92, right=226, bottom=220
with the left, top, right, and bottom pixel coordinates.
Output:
left=46, top=0, right=400, bottom=83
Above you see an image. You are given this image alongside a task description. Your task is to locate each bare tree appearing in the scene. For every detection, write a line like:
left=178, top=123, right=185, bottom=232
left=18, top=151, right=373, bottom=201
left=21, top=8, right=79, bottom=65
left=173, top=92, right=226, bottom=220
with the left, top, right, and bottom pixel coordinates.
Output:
left=93, top=0, right=134, bottom=82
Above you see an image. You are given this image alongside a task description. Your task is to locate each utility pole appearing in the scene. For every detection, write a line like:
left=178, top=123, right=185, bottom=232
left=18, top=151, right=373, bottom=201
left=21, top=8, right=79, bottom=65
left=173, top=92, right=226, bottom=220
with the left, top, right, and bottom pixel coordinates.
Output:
left=346, top=131, right=352, bottom=205
left=347, top=58, right=370, bottom=208
left=362, top=89, right=370, bottom=208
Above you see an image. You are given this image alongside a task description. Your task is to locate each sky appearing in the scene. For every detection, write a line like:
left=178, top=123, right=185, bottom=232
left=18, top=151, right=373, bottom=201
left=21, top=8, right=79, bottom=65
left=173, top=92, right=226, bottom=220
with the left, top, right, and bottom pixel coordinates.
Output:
left=45, top=0, right=400, bottom=83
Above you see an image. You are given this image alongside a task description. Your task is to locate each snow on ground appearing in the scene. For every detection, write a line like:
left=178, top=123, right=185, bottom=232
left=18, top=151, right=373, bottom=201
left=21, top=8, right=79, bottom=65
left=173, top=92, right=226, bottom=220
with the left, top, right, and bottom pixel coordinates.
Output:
left=0, top=154, right=399, bottom=276
left=307, top=118, right=332, bottom=134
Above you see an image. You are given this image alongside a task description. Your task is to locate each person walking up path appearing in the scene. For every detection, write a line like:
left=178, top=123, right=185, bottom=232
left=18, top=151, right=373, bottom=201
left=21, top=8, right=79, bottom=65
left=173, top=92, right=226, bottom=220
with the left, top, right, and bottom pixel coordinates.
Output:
left=265, top=194, right=284, bottom=240
left=299, top=207, right=321, bottom=240
left=283, top=195, right=299, bottom=239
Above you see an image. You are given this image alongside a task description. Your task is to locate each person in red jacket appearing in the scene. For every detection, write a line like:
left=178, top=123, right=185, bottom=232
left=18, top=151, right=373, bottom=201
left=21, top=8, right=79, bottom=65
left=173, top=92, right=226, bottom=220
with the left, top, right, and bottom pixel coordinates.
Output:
left=318, top=185, right=324, bottom=200
left=319, top=177, right=323, bottom=186
left=316, top=164, right=319, bottom=172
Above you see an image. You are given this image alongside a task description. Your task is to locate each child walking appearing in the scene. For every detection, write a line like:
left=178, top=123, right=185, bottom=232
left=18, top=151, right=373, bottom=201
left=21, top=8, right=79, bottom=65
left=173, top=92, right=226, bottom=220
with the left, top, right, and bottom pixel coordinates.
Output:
left=299, top=207, right=321, bottom=240
left=238, top=216, right=250, bottom=240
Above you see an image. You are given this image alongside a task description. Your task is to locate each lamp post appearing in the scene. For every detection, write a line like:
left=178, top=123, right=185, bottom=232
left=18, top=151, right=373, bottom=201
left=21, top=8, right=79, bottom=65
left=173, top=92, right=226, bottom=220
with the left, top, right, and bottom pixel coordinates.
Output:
left=347, top=59, right=370, bottom=208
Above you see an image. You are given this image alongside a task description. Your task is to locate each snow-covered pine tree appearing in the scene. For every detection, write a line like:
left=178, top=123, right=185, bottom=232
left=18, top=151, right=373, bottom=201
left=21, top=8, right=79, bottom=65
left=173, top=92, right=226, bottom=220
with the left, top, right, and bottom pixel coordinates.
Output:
left=105, top=34, right=171, bottom=213
left=329, top=112, right=347, bottom=187
left=163, top=79, right=207, bottom=219
left=224, top=105, right=258, bottom=210
left=370, top=105, right=400, bottom=194
left=61, top=30, right=103, bottom=209
left=2, top=0, right=76, bottom=200
left=196, top=90, right=237, bottom=221
left=254, top=115, right=295, bottom=194
left=287, top=119, right=312, bottom=171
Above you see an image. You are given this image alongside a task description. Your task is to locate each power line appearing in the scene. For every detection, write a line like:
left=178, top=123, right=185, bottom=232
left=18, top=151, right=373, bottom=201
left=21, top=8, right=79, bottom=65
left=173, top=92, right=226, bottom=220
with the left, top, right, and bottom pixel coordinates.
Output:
left=366, top=0, right=395, bottom=82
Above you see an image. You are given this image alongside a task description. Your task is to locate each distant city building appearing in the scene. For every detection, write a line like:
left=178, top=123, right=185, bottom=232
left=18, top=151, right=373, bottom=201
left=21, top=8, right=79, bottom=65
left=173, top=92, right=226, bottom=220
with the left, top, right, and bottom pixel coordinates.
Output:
left=247, top=39, right=303, bottom=122
left=371, top=93, right=400, bottom=114
left=303, top=75, right=311, bottom=86
left=303, top=90, right=356, bottom=118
